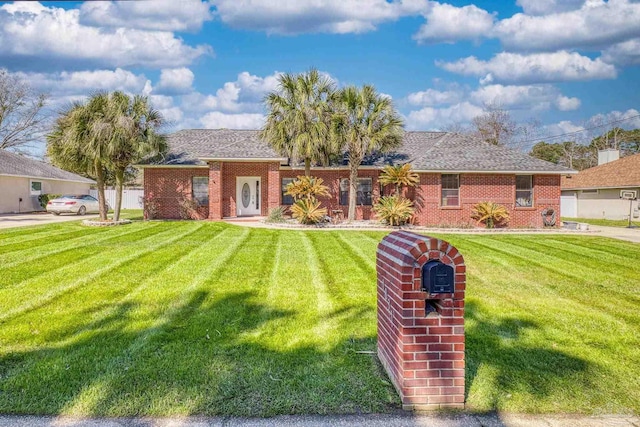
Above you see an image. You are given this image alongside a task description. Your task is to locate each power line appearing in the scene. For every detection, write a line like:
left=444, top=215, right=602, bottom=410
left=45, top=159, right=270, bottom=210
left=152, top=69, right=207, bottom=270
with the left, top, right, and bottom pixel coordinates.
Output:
left=519, top=113, right=640, bottom=145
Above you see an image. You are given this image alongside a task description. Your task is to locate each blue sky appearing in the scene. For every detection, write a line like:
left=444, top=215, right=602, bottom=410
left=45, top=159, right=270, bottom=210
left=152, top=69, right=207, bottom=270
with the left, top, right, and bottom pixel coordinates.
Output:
left=1, top=0, right=639, bottom=154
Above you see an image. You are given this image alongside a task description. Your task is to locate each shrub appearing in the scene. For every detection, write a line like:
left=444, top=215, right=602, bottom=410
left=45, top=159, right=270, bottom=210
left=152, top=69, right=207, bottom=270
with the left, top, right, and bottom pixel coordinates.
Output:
left=290, top=198, right=327, bottom=225
left=266, top=206, right=287, bottom=223
left=38, top=194, right=61, bottom=209
left=471, top=202, right=510, bottom=228
left=179, top=198, right=201, bottom=220
left=285, top=176, right=330, bottom=201
left=143, top=196, right=159, bottom=220
left=373, top=195, right=414, bottom=226
left=378, top=164, right=419, bottom=195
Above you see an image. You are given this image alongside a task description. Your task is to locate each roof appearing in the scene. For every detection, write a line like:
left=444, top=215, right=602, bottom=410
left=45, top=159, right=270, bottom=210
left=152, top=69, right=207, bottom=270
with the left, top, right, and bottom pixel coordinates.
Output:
left=0, top=150, right=95, bottom=184
left=144, top=128, right=574, bottom=174
left=561, top=152, right=640, bottom=190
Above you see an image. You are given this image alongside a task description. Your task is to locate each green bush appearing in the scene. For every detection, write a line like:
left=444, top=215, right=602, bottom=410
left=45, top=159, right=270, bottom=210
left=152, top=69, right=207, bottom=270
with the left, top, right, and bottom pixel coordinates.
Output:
left=38, top=194, right=61, bottom=209
left=290, top=198, right=327, bottom=225
left=373, top=195, right=414, bottom=226
left=266, top=206, right=287, bottom=223
left=471, top=202, right=510, bottom=228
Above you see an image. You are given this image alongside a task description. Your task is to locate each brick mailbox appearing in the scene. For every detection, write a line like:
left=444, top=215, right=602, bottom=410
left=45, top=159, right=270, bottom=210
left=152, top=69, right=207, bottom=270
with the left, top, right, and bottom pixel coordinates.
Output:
left=376, top=231, right=466, bottom=410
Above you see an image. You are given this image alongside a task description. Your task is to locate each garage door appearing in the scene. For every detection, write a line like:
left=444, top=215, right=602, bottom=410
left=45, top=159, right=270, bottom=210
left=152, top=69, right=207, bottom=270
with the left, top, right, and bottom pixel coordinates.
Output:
left=561, top=192, right=577, bottom=218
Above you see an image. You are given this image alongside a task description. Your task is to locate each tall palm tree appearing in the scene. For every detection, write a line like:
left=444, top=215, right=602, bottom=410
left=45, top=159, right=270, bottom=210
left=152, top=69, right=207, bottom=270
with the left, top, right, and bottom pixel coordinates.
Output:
left=260, top=69, right=337, bottom=176
left=334, top=85, right=404, bottom=220
left=47, top=93, right=111, bottom=221
left=102, top=92, right=166, bottom=221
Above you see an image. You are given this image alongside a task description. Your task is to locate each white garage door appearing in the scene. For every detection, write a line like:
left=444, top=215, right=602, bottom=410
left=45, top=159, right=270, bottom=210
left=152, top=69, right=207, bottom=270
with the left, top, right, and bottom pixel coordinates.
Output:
left=561, top=192, right=577, bottom=218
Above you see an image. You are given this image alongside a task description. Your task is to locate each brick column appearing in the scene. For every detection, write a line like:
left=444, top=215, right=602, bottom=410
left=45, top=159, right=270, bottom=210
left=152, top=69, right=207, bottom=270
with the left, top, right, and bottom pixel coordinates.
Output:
left=267, top=161, right=281, bottom=214
left=377, top=230, right=466, bottom=410
left=209, top=161, right=223, bottom=220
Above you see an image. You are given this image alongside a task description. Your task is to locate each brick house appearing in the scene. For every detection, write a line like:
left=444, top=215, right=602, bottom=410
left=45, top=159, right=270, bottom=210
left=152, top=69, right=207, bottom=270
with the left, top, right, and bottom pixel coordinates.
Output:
left=140, top=129, right=574, bottom=227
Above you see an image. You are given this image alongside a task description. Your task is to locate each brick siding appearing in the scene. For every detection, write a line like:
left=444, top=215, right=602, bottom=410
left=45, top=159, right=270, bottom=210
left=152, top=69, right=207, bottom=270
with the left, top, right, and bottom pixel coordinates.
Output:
left=144, top=163, right=561, bottom=227
left=377, top=231, right=466, bottom=410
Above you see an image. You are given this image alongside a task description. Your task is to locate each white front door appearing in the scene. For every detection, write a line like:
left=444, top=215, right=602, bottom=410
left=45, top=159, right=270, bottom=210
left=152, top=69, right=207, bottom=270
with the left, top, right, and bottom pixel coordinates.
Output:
left=236, top=177, right=261, bottom=216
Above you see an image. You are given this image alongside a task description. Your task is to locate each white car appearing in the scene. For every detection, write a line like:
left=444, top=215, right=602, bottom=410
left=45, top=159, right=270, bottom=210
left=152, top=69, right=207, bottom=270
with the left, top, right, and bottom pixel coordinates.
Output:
left=46, top=194, right=101, bottom=216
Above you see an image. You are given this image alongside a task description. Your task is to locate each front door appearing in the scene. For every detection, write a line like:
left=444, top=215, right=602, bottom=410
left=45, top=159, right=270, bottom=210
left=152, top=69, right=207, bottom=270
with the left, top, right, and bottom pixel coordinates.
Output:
left=236, top=177, right=261, bottom=216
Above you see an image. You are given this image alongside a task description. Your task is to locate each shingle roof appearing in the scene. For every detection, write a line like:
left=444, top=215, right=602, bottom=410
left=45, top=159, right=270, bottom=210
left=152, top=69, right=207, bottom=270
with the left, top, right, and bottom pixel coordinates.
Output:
left=0, top=150, right=95, bottom=183
left=561, top=153, right=640, bottom=190
left=147, top=128, right=573, bottom=173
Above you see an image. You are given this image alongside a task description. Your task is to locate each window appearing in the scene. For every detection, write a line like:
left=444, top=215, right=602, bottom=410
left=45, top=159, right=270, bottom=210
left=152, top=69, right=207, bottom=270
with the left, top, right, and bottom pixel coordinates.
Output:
left=340, top=178, right=373, bottom=206
left=441, top=174, right=459, bottom=207
left=516, top=175, right=533, bottom=207
left=30, top=180, right=42, bottom=196
left=192, top=176, right=209, bottom=205
left=282, top=178, right=294, bottom=205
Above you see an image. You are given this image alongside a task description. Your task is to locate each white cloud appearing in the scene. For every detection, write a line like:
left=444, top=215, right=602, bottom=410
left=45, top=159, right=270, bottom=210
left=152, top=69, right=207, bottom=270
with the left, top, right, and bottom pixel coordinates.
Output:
left=602, top=38, right=640, bottom=65
left=495, top=0, right=640, bottom=52
left=0, top=2, right=212, bottom=70
left=406, top=88, right=462, bottom=106
left=543, top=109, right=640, bottom=143
left=15, top=68, right=150, bottom=96
left=515, top=0, right=585, bottom=16
left=79, top=0, right=213, bottom=32
left=211, top=0, right=428, bottom=34
left=437, top=51, right=617, bottom=84
left=470, top=84, right=580, bottom=111
left=555, top=96, right=581, bottom=111
left=407, top=102, right=483, bottom=130
left=182, top=71, right=282, bottom=113
left=413, top=2, right=495, bottom=44
left=200, top=112, right=265, bottom=129
left=156, top=68, right=195, bottom=95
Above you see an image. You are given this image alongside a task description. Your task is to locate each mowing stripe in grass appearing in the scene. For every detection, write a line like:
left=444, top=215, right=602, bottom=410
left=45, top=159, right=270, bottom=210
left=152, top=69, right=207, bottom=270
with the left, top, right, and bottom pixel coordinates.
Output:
left=58, top=227, right=252, bottom=415
left=0, top=222, right=163, bottom=270
left=38, top=226, right=232, bottom=350
left=0, top=222, right=72, bottom=240
left=334, top=233, right=377, bottom=271
left=0, top=223, right=174, bottom=289
left=0, top=223, right=203, bottom=323
left=299, top=231, right=336, bottom=349
left=0, top=226, right=109, bottom=254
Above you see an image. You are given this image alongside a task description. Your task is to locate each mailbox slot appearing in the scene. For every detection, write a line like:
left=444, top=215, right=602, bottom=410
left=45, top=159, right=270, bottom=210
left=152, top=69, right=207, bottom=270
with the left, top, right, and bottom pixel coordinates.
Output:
left=421, top=260, right=454, bottom=294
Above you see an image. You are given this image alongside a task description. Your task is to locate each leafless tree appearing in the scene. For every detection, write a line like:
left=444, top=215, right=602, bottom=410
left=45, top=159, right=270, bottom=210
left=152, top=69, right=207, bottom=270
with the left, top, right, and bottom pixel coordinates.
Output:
left=0, top=69, right=49, bottom=152
left=471, top=103, right=517, bottom=147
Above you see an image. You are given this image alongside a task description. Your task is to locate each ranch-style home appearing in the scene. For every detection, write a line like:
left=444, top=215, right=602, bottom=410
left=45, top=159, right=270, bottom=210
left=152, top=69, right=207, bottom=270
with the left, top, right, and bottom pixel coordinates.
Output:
left=139, top=129, right=574, bottom=227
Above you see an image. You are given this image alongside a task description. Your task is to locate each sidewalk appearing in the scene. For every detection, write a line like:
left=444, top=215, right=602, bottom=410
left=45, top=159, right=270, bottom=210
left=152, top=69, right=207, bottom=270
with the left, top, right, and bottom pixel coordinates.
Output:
left=1, top=413, right=638, bottom=427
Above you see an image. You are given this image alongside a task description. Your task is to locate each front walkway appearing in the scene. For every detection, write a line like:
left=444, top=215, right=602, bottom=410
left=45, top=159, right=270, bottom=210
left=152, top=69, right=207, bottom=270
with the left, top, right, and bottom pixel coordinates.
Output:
left=1, top=413, right=638, bottom=427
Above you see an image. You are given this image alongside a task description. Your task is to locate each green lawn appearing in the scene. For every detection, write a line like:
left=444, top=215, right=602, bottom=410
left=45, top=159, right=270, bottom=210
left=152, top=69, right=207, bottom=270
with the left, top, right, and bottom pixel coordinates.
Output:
left=0, top=221, right=638, bottom=417
left=562, top=216, right=640, bottom=228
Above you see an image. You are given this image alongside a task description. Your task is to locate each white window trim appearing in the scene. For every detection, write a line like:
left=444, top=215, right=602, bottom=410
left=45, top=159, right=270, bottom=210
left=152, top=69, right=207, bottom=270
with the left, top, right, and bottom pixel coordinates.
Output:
left=30, top=180, right=42, bottom=196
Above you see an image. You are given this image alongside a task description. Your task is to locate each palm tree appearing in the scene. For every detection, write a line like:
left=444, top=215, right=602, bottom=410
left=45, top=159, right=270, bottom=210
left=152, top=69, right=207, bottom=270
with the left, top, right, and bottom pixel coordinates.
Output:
left=379, top=163, right=419, bottom=195
left=102, top=92, right=166, bottom=221
left=334, top=85, right=404, bottom=220
left=47, top=94, right=112, bottom=221
left=260, top=69, right=337, bottom=176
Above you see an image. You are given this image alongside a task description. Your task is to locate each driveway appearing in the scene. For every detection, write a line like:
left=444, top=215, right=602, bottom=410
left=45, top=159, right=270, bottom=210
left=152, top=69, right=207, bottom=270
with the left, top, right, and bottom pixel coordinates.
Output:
left=588, top=224, right=640, bottom=243
left=0, top=212, right=99, bottom=229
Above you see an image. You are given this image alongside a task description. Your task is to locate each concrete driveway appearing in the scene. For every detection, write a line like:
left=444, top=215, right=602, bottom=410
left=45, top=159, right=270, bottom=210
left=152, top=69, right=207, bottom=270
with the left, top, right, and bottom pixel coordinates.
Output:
left=0, top=212, right=99, bottom=229
left=588, top=224, right=640, bottom=244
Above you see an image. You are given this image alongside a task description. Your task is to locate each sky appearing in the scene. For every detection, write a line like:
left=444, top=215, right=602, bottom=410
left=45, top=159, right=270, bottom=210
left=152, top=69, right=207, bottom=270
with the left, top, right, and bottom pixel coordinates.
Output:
left=1, top=0, right=639, bottom=155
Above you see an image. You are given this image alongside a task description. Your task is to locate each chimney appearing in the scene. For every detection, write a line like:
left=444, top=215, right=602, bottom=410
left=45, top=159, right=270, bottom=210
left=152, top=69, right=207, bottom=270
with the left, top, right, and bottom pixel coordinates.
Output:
left=598, top=149, right=620, bottom=166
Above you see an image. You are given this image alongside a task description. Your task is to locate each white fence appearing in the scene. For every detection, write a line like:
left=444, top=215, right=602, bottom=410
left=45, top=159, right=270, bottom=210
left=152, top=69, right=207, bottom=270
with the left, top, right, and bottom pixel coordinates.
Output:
left=90, top=189, right=144, bottom=210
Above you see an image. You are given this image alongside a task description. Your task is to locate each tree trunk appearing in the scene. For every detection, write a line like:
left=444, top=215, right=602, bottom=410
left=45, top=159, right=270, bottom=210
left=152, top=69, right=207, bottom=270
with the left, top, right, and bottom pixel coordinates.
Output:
left=348, top=162, right=359, bottom=221
left=304, top=158, right=311, bottom=177
left=95, top=161, right=108, bottom=221
left=114, top=168, right=124, bottom=222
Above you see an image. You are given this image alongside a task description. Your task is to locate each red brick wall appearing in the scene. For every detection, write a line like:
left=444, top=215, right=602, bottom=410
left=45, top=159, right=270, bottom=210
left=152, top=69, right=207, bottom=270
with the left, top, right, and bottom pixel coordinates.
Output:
left=413, top=173, right=561, bottom=228
left=143, top=167, right=209, bottom=219
left=279, top=169, right=380, bottom=220
left=377, top=231, right=466, bottom=410
left=144, top=165, right=561, bottom=227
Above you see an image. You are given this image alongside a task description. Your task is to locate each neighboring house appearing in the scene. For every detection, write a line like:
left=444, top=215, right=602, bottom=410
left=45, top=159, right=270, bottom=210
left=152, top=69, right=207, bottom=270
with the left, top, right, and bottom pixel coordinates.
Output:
left=561, top=150, right=640, bottom=220
left=0, top=150, right=95, bottom=214
left=140, top=129, right=574, bottom=227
